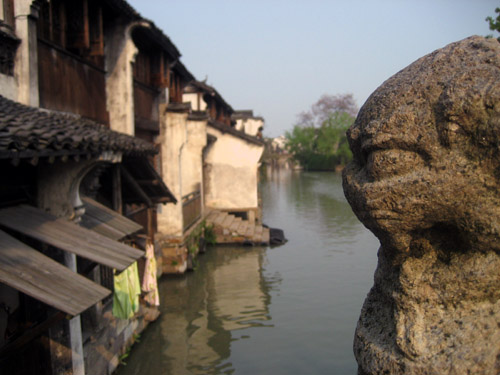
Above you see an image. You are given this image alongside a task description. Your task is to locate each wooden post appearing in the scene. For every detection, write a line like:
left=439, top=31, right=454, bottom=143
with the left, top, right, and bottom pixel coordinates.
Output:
left=147, top=207, right=154, bottom=242
left=112, top=164, right=122, bottom=214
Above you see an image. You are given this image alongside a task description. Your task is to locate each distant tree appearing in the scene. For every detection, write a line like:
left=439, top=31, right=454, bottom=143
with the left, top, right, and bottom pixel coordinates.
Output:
left=284, top=125, right=316, bottom=169
left=285, top=94, right=356, bottom=170
left=296, top=93, right=358, bottom=128
left=486, top=7, right=500, bottom=41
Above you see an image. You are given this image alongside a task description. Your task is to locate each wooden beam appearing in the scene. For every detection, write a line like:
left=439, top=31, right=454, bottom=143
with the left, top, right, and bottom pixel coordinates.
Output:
left=0, top=311, right=67, bottom=360
left=120, top=166, right=153, bottom=207
left=135, top=179, right=160, bottom=186
left=147, top=208, right=154, bottom=240
left=82, top=0, right=90, bottom=49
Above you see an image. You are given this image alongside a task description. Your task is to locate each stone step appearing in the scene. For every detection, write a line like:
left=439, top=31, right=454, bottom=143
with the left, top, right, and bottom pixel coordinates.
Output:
left=206, top=210, right=220, bottom=222
left=252, top=225, right=265, bottom=244
left=204, top=211, right=270, bottom=246
left=229, top=217, right=242, bottom=234
left=236, top=220, right=248, bottom=235
left=245, top=221, right=255, bottom=238
left=213, top=212, right=228, bottom=226
left=253, top=233, right=262, bottom=244
left=221, top=214, right=235, bottom=229
left=262, top=227, right=270, bottom=244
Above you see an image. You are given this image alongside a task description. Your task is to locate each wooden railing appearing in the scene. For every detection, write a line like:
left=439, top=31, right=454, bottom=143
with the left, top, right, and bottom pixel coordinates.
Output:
left=182, top=188, right=202, bottom=231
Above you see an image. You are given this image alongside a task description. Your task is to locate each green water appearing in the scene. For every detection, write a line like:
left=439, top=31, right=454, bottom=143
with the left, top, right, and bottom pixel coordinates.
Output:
left=116, top=170, right=379, bottom=375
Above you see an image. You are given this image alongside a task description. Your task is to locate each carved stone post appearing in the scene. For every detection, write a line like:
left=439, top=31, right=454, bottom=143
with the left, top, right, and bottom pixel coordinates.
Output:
left=343, top=36, right=500, bottom=375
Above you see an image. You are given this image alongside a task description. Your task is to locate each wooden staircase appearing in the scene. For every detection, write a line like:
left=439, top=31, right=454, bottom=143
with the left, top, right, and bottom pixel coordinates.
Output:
left=205, top=210, right=270, bottom=246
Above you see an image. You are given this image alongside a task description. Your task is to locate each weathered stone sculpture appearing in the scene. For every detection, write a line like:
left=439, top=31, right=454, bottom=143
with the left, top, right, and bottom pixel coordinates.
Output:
left=343, top=36, right=500, bottom=374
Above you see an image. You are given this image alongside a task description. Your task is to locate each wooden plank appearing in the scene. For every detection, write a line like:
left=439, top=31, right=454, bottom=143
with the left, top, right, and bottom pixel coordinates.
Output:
left=82, top=197, right=142, bottom=236
left=0, top=230, right=110, bottom=316
left=0, top=205, right=143, bottom=271
left=79, top=214, right=125, bottom=241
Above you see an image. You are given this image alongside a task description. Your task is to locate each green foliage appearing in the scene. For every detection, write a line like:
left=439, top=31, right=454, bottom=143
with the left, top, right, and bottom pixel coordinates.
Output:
left=285, top=106, right=355, bottom=170
left=203, top=221, right=217, bottom=246
left=486, top=7, right=500, bottom=41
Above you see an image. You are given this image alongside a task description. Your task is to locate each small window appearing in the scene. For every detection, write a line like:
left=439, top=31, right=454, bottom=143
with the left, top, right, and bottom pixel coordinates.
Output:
left=0, top=33, right=19, bottom=76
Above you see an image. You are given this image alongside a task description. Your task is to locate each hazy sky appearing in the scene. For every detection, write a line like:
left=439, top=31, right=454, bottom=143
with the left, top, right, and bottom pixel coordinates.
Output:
left=127, top=0, right=498, bottom=137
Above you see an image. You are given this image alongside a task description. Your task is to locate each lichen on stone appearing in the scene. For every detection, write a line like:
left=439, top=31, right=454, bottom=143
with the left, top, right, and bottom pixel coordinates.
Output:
left=343, top=36, right=500, bottom=375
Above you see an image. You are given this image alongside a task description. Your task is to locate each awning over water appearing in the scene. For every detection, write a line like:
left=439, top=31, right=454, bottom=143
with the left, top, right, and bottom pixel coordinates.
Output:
left=0, top=205, right=143, bottom=271
left=80, top=197, right=143, bottom=241
left=122, top=157, right=177, bottom=205
left=0, top=229, right=110, bottom=316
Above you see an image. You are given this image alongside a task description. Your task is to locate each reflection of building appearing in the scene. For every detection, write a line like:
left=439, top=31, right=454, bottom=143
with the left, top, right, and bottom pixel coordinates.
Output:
left=211, top=250, right=271, bottom=331
left=124, top=248, right=275, bottom=375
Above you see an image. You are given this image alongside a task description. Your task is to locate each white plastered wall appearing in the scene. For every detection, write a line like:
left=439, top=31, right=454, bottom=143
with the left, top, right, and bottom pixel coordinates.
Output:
left=181, top=119, right=207, bottom=197
left=234, top=118, right=263, bottom=137
left=204, top=126, right=264, bottom=210
left=183, top=92, right=207, bottom=111
left=157, top=109, right=207, bottom=237
left=157, top=109, right=187, bottom=236
left=13, top=0, right=38, bottom=106
left=0, top=0, right=18, bottom=100
left=0, top=74, right=17, bottom=100
left=105, top=20, right=147, bottom=136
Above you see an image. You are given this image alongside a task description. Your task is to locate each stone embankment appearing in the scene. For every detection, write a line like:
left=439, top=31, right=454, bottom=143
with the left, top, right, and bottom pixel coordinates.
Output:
left=343, top=36, right=500, bottom=374
left=206, top=210, right=270, bottom=245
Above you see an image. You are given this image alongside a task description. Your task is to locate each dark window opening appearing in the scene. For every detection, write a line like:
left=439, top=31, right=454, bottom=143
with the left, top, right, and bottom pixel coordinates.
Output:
left=37, top=0, right=104, bottom=68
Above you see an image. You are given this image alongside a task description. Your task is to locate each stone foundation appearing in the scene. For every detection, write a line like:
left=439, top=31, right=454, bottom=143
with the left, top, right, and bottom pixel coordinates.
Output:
left=83, top=303, right=160, bottom=375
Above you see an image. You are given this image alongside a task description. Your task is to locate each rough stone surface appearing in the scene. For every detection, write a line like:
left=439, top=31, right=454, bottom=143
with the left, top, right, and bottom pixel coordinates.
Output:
left=342, top=36, right=500, bottom=375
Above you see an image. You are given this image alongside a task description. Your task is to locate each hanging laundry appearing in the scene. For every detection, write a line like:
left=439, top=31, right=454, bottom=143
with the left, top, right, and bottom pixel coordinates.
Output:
left=112, top=262, right=141, bottom=319
left=142, top=242, right=160, bottom=306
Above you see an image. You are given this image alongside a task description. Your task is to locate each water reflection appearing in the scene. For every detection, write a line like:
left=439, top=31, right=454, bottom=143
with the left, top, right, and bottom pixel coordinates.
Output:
left=264, top=169, right=361, bottom=244
left=117, top=246, right=280, bottom=375
left=117, top=170, right=379, bottom=375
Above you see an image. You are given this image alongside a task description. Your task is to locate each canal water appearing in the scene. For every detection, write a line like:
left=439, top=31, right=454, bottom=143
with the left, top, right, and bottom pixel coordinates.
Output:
left=116, top=170, right=379, bottom=375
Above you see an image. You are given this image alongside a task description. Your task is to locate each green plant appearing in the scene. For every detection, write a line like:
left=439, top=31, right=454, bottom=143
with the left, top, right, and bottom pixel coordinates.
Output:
left=203, top=222, right=217, bottom=245
left=188, top=243, right=198, bottom=255
left=486, top=7, right=500, bottom=41
left=119, top=351, right=129, bottom=366
left=191, top=257, right=199, bottom=271
left=285, top=94, right=356, bottom=170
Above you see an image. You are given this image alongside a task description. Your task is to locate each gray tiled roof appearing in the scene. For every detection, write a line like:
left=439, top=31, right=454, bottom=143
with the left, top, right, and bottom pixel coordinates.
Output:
left=208, top=120, right=264, bottom=146
left=0, top=95, right=156, bottom=160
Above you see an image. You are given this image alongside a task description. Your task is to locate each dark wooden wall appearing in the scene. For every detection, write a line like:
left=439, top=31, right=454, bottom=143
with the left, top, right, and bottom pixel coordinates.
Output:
left=38, top=40, right=109, bottom=125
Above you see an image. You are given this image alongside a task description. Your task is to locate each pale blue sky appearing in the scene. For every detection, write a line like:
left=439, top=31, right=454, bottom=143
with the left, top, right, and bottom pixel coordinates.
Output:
left=127, top=0, right=498, bottom=137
